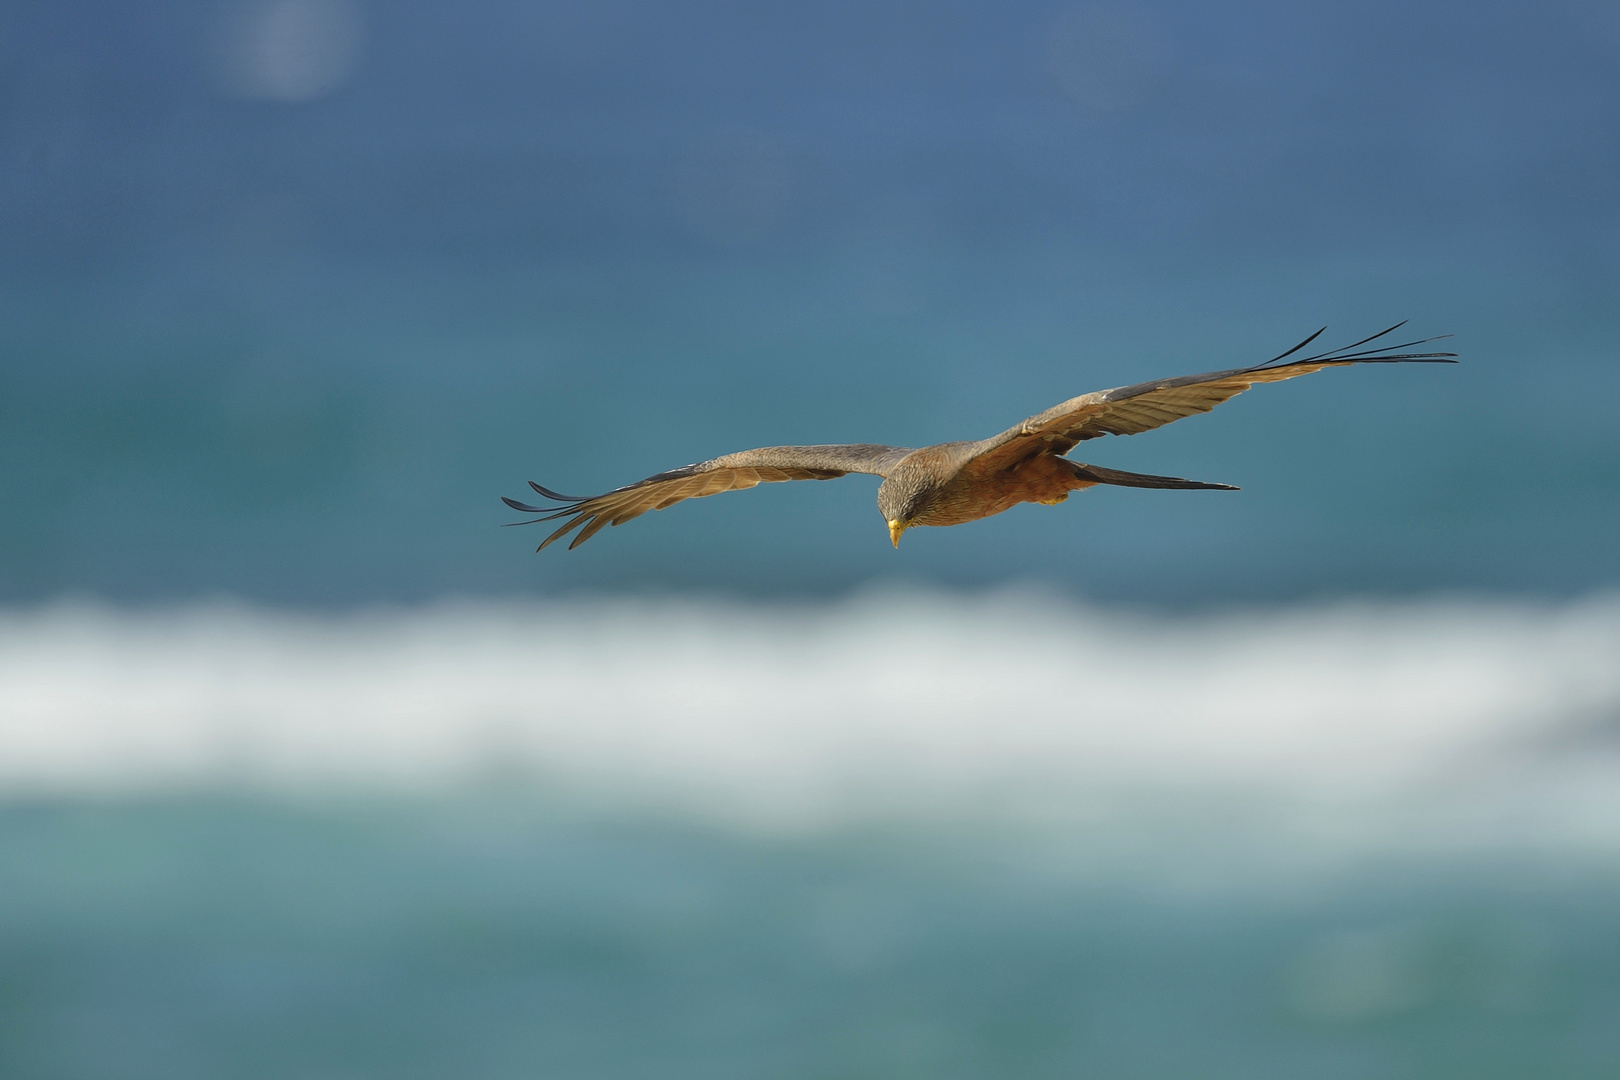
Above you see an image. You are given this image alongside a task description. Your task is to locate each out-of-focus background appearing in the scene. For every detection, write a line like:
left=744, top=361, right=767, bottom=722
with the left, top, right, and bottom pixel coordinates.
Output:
left=3, top=1, right=1619, bottom=1076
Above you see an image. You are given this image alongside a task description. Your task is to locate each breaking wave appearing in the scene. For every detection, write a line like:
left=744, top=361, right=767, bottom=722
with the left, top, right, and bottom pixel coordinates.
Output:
left=3, top=591, right=1618, bottom=849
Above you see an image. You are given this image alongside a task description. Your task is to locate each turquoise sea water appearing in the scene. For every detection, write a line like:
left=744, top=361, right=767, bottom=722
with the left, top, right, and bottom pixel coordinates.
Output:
left=5, top=797, right=1620, bottom=1080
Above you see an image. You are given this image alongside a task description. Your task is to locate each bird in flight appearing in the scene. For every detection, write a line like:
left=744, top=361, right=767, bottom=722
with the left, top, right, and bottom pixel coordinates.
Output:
left=504, top=323, right=1455, bottom=550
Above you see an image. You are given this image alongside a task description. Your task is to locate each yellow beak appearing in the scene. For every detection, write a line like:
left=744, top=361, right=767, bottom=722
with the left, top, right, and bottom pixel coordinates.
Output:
left=888, top=519, right=906, bottom=548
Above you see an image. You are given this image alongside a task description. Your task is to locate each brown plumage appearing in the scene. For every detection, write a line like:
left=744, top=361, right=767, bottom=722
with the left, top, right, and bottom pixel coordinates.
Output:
left=503, top=324, right=1456, bottom=550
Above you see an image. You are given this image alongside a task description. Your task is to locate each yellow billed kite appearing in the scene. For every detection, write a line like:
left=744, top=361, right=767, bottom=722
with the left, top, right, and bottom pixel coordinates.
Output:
left=504, top=323, right=1455, bottom=550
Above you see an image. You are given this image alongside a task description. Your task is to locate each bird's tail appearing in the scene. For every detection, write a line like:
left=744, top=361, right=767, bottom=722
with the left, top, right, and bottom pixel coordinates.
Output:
left=1067, top=461, right=1238, bottom=491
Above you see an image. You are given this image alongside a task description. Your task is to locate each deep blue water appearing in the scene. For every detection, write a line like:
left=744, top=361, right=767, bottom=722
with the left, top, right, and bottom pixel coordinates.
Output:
left=2, top=0, right=1618, bottom=604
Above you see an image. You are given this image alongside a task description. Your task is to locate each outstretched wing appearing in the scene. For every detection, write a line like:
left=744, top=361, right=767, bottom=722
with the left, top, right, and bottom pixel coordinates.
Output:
left=503, top=444, right=912, bottom=551
left=967, top=323, right=1457, bottom=472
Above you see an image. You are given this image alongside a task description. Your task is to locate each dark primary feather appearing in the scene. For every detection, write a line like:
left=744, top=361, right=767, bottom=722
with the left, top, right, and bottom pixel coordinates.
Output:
left=1281, top=323, right=1455, bottom=366
left=1261, top=326, right=1327, bottom=364
left=529, top=482, right=591, bottom=502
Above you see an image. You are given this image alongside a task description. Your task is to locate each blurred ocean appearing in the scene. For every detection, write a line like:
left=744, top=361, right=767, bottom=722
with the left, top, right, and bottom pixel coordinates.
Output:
left=4, top=594, right=1620, bottom=1076
left=3, top=0, right=1619, bottom=1076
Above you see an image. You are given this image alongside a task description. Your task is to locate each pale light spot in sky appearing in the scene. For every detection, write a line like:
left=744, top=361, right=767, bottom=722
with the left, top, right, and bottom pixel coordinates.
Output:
left=210, top=0, right=366, bottom=103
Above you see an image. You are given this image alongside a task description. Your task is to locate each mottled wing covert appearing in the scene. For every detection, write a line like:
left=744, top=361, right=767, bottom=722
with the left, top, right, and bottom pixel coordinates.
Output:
left=967, top=324, right=1456, bottom=472
left=503, top=444, right=912, bottom=550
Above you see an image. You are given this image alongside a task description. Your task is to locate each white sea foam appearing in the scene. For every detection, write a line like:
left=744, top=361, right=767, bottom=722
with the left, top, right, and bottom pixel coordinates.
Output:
left=2, top=591, right=1618, bottom=848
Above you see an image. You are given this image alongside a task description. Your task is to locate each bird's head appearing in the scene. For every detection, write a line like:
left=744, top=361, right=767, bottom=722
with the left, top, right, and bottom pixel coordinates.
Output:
left=876, top=471, right=934, bottom=548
